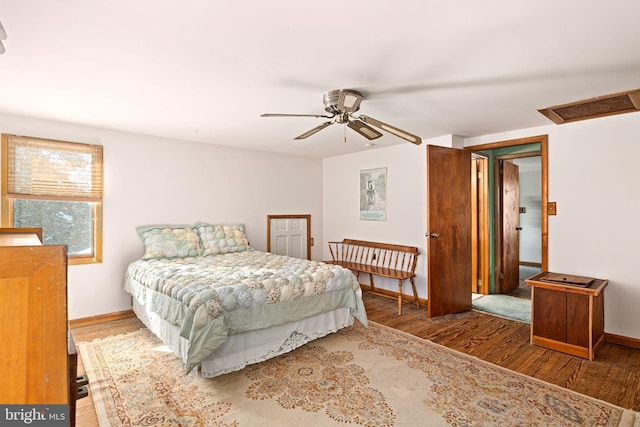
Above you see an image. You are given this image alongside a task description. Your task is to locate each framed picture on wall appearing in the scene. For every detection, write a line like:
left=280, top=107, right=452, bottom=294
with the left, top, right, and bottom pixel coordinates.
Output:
left=359, top=167, right=387, bottom=221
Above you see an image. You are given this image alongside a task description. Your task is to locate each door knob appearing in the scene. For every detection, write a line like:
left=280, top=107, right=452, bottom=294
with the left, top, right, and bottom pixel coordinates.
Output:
left=425, top=232, right=440, bottom=238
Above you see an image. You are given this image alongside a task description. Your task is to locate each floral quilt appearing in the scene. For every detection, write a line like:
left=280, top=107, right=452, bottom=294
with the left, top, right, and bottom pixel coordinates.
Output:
left=125, top=250, right=368, bottom=372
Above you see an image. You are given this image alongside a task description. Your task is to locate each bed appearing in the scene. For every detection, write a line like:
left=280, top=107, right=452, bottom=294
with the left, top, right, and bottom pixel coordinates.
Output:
left=124, top=223, right=368, bottom=377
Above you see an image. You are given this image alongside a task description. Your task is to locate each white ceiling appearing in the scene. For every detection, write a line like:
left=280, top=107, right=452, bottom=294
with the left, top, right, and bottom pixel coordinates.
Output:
left=0, top=1, right=639, bottom=158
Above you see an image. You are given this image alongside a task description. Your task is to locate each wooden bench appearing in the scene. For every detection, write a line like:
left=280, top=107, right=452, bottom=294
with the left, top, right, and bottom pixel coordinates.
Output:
left=326, top=239, right=420, bottom=315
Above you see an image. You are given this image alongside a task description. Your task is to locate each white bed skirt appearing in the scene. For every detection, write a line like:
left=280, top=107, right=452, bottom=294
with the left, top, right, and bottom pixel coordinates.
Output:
left=132, top=298, right=355, bottom=378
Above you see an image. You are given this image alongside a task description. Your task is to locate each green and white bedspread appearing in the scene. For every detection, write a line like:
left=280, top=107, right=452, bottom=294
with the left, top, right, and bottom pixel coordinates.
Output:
left=125, top=249, right=368, bottom=373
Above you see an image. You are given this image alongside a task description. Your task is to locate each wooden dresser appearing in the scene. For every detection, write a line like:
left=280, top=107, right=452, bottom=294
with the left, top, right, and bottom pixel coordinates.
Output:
left=0, top=228, right=70, bottom=405
left=526, top=271, right=607, bottom=360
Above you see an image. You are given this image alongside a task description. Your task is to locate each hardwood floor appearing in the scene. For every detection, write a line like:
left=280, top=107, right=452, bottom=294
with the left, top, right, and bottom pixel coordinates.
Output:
left=71, top=293, right=640, bottom=426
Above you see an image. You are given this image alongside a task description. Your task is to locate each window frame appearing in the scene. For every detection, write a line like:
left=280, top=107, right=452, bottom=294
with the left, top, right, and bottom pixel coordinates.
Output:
left=1, top=134, right=103, bottom=265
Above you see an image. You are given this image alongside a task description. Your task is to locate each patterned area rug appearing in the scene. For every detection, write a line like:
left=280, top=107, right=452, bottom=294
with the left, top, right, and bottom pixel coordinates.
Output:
left=78, top=322, right=639, bottom=427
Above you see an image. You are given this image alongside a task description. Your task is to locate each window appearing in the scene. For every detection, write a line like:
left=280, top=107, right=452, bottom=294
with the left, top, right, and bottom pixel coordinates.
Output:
left=1, top=134, right=103, bottom=264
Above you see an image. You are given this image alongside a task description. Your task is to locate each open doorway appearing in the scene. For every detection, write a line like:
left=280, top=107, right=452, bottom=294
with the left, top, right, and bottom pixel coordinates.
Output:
left=495, top=153, right=542, bottom=297
left=503, top=155, right=542, bottom=298
left=466, top=135, right=548, bottom=322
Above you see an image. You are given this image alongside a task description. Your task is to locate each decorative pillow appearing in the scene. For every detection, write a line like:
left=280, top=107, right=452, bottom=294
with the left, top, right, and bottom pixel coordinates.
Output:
left=137, top=225, right=203, bottom=260
left=196, top=223, right=250, bottom=256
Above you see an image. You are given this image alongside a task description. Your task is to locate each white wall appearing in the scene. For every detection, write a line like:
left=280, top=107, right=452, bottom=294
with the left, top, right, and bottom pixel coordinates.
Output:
left=322, top=135, right=455, bottom=300
left=0, top=113, right=324, bottom=320
left=465, top=113, right=640, bottom=340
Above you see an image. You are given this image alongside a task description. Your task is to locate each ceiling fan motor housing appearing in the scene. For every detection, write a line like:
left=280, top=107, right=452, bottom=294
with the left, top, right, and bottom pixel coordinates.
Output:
left=323, top=89, right=363, bottom=115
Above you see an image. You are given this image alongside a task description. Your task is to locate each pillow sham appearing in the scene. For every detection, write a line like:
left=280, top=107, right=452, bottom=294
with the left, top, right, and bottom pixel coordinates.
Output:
left=137, top=225, right=203, bottom=260
left=196, top=223, right=250, bottom=256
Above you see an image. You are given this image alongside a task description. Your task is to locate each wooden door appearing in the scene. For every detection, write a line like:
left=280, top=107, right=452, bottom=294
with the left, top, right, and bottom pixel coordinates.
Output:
left=500, top=160, right=520, bottom=294
left=426, top=145, right=472, bottom=318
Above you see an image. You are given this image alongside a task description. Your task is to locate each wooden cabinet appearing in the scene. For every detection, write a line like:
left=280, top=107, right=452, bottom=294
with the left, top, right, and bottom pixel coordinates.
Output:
left=0, top=229, right=69, bottom=404
left=526, top=271, right=607, bottom=360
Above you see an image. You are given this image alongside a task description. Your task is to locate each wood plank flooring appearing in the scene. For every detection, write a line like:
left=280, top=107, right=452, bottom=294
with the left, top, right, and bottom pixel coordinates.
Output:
left=71, top=293, right=640, bottom=426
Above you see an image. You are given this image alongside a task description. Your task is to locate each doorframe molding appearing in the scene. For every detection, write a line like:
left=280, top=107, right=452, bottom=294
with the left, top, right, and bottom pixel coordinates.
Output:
left=266, top=214, right=312, bottom=260
left=471, top=154, right=490, bottom=294
left=464, top=134, right=549, bottom=279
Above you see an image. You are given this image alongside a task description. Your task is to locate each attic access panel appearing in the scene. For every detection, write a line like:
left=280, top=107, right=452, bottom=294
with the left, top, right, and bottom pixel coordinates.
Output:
left=538, top=88, right=640, bottom=124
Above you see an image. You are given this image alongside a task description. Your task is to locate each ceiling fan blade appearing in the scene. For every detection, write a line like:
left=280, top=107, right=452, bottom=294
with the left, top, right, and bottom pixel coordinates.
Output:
left=261, top=113, right=333, bottom=118
left=348, top=120, right=382, bottom=140
left=358, top=115, right=422, bottom=145
left=294, top=121, right=333, bottom=140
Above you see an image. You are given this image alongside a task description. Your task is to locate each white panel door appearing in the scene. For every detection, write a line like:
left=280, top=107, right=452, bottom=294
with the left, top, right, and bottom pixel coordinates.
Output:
left=270, top=217, right=308, bottom=259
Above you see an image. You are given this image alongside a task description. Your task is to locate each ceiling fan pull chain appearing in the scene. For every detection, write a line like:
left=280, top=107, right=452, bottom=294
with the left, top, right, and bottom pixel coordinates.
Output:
left=344, top=124, right=347, bottom=143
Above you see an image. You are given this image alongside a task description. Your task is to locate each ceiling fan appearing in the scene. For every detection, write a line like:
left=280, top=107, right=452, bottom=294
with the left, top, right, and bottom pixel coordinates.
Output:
left=261, top=89, right=422, bottom=145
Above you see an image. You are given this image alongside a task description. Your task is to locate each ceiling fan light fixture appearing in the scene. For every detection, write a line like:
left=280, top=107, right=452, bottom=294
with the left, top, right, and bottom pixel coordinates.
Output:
left=338, top=90, right=362, bottom=113
left=348, top=120, right=382, bottom=140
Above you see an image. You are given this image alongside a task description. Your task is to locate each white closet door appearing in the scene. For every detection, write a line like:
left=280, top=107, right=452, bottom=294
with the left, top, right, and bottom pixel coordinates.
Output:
left=270, top=217, right=307, bottom=259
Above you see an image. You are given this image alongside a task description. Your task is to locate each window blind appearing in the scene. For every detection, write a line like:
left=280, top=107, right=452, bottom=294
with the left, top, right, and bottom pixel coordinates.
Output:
left=6, top=135, right=103, bottom=202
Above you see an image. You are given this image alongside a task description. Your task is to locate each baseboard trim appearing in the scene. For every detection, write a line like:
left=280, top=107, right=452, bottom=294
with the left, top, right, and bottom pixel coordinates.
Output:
left=519, top=261, right=542, bottom=268
left=69, top=309, right=136, bottom=328
left=605, top=333, right=640, bottom=350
